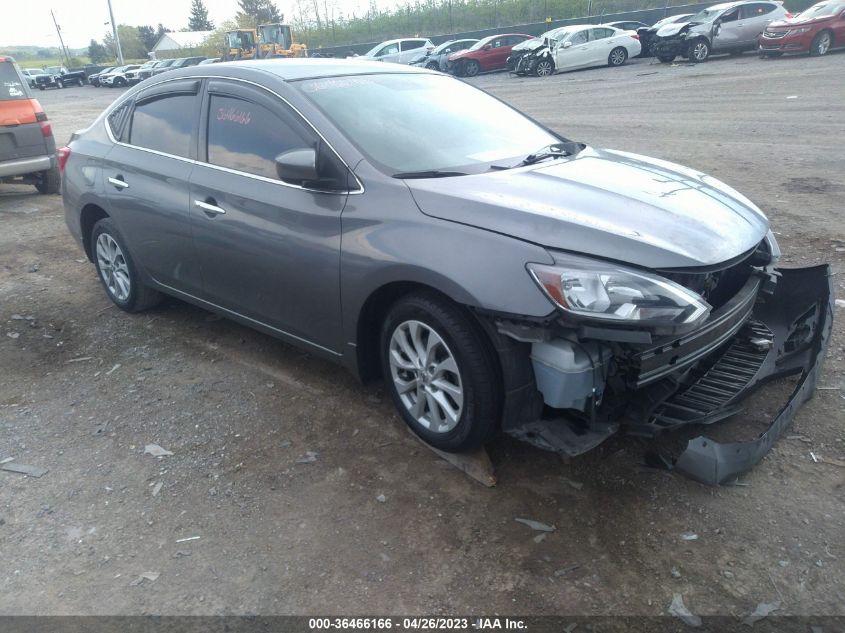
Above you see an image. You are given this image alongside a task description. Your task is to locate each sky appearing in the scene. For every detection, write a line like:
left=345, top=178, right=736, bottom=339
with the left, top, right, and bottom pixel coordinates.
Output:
left=0, top=0, right=370, bottom=49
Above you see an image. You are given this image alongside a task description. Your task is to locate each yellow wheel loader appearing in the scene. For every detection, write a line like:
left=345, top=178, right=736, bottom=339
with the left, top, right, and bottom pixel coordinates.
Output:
left=256, top=23, right=308, bottom=58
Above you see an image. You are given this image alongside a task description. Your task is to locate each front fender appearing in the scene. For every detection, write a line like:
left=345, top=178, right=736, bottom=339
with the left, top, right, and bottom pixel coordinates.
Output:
left=338, top=171, right=557, bottom=361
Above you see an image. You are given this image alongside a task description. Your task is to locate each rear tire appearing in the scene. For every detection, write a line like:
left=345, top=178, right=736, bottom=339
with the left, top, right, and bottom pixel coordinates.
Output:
left=91, top=218, right=162, bottom=313
left=380, top=292, right=501, bottom=452
left=35, top=164, right=60, bottom=195
left=810, top=30, right=832, bottom=56
left=608, top=46, right=628, bottom=66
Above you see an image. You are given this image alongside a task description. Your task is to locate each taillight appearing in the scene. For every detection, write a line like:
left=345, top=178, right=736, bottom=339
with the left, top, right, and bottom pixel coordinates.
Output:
left=784, top=11, right=793, bottom=17
left=39, top=121, right=53, bottom=137
left=57, top=147, right=71, bottom=173
left=631, top=33, right=640, bottom=40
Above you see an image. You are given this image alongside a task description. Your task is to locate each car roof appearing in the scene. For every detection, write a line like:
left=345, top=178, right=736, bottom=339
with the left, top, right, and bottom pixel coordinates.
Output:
left=175, top=58, right=431, bottom=81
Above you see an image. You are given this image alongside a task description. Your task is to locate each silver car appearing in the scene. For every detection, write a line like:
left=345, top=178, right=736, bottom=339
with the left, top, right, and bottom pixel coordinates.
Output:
left=60, top=60, right=831, bottom=485
left=358, top=37, right=434, bottom=64
left=652, top=0, right=788, bottom=62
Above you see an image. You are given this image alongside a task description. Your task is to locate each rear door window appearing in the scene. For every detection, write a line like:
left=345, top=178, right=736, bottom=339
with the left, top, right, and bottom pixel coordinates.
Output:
left=591, top=28, right=616, bottom=40
left=206, top=94, right=315, bottom=180
left=129, top=94, right=196, bottom=157
left=0, top=62, right=28, bottom=100
left=741, top=2, right=775, bottom=18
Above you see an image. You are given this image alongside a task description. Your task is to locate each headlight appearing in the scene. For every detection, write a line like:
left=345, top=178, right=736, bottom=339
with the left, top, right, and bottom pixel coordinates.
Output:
left=527, top=254, right=710, bottom=328
left=787, top=27, right=811, bottom=35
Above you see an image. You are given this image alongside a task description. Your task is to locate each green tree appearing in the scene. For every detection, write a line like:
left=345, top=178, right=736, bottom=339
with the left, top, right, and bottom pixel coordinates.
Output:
left=104, top=25, right=147, bottom=60
left=87, top=39, right=109, bottom=63
left=189, top=0, right=215, bottom=30
left=238, top=0, right=283, bottom=26
left=137, top=25, right=157, bottom=51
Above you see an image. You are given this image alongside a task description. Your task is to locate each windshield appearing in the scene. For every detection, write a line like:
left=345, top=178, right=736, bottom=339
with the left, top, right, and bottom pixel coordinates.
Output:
left=795, top=1, right=845, bottom=18
left=686, top=7, right=722, bottom=22
left=296, top=73, right=559, bottom=174
left=364, top=41, right=391, bottom=56
left=467, top=36, right=494, bottom=51
left=260, top=24, right=291, bottom=46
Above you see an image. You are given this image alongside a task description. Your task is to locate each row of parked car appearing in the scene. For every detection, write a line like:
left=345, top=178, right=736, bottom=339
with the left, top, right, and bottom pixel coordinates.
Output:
left=353, top=0, right=844, bottom=78
left=88, top=56, right=220, bottom=87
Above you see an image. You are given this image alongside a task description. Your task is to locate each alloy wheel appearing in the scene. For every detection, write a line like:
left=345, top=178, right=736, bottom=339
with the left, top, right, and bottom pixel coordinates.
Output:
left=535, top=60, right=553, bottom=76
left=691, top=41, right=709, bottom=61
left=817, top=32, right=831, bottom=55
left=388, top=320, right=464, bottom=434
left=610, top=48, right=627, bottom=65
left=96, top=233, right=131, bottom=302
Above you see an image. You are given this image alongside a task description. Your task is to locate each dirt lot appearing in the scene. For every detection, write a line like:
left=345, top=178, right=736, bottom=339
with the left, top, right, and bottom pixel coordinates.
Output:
left=2, top=53, right=844, bottom=617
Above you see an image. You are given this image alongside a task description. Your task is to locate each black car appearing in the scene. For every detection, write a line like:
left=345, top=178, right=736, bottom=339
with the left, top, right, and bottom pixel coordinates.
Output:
left=34, top=66, right=85, bottom=89
left=88, top=67, right=115, bottom=87
left=636, top=14, right=694, bottom=57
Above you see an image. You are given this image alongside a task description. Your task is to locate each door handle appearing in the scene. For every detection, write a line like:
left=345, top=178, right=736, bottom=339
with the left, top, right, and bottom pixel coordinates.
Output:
left=195, top=199, right=226, bottom=216
left=108, top=176, right=129, bottom=189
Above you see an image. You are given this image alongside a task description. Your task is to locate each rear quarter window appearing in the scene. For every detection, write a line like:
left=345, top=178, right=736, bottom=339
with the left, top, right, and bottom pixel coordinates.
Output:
left=0, top=62, right=28, bottom=100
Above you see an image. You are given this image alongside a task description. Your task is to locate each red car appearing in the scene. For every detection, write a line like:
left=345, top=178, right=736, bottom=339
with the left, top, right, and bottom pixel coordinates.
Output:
left=759, top=0, right=845, bottom=57
left=447, top=33, right=532, bottom=76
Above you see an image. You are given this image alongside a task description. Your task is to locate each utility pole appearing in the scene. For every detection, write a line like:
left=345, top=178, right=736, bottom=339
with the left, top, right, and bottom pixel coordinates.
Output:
left=50, top=10, right=71, bottom=66
left=106, top=0, right=124, bottom=64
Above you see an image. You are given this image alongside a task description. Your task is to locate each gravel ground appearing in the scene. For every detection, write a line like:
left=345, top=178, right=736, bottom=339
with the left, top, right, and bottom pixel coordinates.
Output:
left=1, top=52, right=844, bottom=617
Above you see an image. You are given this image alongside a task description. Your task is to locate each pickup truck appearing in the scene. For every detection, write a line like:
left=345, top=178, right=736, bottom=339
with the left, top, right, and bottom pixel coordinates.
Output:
left=33, top=66, right=86, bottom=90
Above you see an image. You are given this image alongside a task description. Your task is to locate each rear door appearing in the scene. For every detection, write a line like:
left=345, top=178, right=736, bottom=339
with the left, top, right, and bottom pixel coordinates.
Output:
left=739, top=2, right=778, bottom=42
left=101, top=80, right=203, bottom=294
left=188, top=79, right=348, bottom=352
left=399, top=39, right=428, bottom=63
left=588, top=27, right=617, bottom=64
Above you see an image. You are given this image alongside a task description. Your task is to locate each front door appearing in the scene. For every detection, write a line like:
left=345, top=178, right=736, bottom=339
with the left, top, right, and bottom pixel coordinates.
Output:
left=712, top=6, right=744, bottom=50
left=101, top=81, right=203, bottom=294
left=556, top=29, right=592, bottom=70
left=188, top=80, right=348, bottom=353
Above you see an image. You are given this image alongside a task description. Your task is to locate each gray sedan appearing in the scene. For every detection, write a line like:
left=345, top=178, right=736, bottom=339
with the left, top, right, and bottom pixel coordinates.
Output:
left=61, top=60, right=831, bottom=484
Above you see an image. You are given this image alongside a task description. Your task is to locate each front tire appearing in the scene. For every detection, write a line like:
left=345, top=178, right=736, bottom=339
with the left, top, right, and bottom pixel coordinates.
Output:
left=688, top=39, right=710, bottom=62
left=380, top=292, right=501, bottom=452
left=463, top=59, right=480, bottom=77
left=534, top=58, right=554, bottom=76
left=425, top=61, right=439, bottom=70
left=608, top=46, right=628, bottom=66
left=810, top=30, right=832, bottom=56
left=91, top=219, right=162, bottom=313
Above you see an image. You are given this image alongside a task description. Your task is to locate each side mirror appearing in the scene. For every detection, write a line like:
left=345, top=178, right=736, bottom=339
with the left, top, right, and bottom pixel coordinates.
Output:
left=563, top=40, right=572, bottom=48
left=482, top=43, right=492, bottom=50
left=275, top=149, right=318, bottom=184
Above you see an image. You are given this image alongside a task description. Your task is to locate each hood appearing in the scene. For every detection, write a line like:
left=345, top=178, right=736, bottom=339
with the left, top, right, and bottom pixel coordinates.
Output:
left=656, top=21, right=705, bottom=37
left=768, top=14, right=834, bottom=28
left=448, top=49, right=473, bottom=60
left=409, top=52, right=429, bottom=63
left=512, top=37, right=543, bottom=52
left=404, top=147, right=769, bottom=269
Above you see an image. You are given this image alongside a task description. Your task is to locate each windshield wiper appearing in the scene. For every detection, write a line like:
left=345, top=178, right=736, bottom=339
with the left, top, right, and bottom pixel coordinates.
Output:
left=492, top=141, right=583, bottom=170
left=392, top=170, right=468, bottom=179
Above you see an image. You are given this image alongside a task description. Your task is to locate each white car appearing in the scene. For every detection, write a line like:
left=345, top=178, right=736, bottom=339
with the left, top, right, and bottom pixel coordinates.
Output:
left=21, top=68, right=45, bottom=87
left=514, top=25, right=642, bottom=76
left=357, top=38, right=434, bottom=64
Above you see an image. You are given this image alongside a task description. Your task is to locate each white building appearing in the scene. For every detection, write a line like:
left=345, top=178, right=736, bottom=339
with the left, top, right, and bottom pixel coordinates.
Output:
left=152, top=30, right=215, bottom=53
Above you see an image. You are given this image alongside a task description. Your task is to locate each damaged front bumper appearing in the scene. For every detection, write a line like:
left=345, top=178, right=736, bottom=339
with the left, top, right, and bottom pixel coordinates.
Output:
left=505, top=265, right=834, bottom=485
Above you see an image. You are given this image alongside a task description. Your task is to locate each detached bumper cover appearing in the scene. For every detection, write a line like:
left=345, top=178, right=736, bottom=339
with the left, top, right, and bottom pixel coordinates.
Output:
left=670, top=265, right=833, bottom=484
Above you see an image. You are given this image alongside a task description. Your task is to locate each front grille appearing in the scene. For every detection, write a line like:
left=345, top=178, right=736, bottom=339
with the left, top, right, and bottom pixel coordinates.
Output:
left=662, top=249, right=757, bottom=311
left=763, top=30, right=788, bottom=38
left=649, top=321, right=772, bottom=429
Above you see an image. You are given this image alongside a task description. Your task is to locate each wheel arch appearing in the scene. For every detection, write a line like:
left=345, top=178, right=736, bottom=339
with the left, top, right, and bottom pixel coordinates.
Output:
left=353, top=277, right=480, bottom=383
left=80, top=203, right=110, bottom=262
